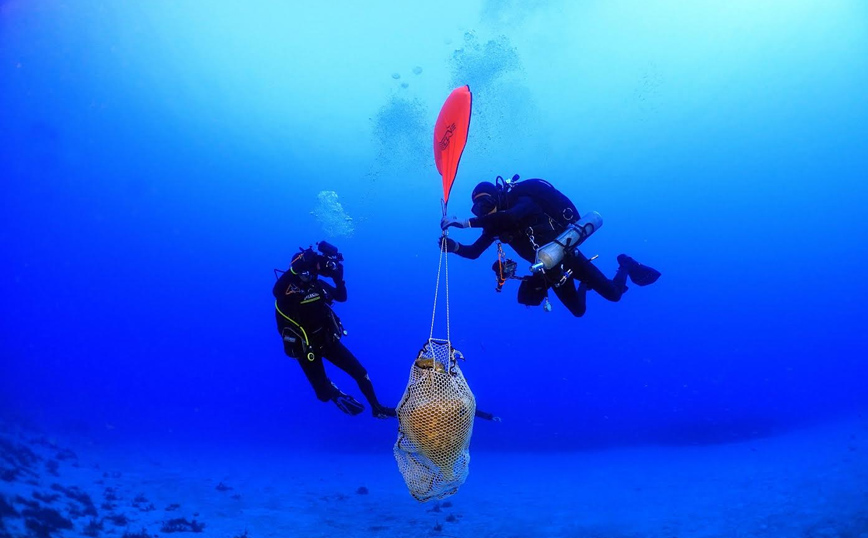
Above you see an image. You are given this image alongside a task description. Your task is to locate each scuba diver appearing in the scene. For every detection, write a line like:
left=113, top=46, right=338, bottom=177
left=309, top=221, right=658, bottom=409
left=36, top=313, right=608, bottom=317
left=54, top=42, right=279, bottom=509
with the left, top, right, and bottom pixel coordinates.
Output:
left=439, top=176, right=660, bottom=317
left=273, top=241, right=397, bottom=419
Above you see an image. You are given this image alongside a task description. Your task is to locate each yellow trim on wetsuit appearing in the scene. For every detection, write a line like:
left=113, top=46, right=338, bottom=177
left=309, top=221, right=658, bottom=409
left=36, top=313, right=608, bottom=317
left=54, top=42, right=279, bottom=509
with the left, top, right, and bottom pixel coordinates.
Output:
left=274, top=301, right=316, bottom=361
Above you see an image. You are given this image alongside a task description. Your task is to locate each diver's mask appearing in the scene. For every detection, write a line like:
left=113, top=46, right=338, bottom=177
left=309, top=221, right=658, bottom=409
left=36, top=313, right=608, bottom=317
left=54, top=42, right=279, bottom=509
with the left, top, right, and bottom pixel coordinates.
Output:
left=471, top=193, right=498, bottom=217
left=290, top=248, right=320, bottom=283
left=295, top=268, right=316, bottom=283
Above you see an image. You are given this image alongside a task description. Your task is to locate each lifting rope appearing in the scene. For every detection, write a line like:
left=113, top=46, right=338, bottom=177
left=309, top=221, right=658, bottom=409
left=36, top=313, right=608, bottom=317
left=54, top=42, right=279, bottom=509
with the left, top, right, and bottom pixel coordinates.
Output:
left=393, top=86, right=474, bottom=502
left=428, top=229, right=451, bottom=351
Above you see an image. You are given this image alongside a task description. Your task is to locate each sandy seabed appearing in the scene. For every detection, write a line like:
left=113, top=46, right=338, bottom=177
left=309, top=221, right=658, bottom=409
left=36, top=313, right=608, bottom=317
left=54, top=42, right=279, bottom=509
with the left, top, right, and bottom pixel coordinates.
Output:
left=1, top=417, right=867, bottom=538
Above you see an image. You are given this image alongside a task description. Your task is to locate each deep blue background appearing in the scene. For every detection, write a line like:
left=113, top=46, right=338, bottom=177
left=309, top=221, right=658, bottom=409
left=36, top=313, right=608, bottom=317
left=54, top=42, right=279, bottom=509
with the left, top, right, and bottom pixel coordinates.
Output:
left=2, top=0, right=867, bottom=452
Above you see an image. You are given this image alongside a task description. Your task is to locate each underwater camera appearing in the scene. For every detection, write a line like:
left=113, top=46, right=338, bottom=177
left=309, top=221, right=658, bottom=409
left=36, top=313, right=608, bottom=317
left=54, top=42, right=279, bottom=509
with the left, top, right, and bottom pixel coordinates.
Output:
left=492, top=257, right=518, bottom=292
left=316, top=240, right=344, bottom=271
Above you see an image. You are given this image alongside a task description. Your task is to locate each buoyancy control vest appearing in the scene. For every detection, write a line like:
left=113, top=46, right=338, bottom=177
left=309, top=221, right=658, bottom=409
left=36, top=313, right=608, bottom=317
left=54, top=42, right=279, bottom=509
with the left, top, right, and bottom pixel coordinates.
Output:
left=497, top=176, right=580, bottom=245
left=273, top=272, right=344, bottom=356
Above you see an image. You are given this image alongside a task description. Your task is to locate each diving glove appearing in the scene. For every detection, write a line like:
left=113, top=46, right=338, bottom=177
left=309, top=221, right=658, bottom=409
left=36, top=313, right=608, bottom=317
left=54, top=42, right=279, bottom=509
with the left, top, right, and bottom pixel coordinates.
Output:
left=440, top=215, right=470, bottom=230
left=331, top=390, right=364, bottom=416
left=329, top=261, right=344, bottom=280
left=438, top=236, right=458, bottom=253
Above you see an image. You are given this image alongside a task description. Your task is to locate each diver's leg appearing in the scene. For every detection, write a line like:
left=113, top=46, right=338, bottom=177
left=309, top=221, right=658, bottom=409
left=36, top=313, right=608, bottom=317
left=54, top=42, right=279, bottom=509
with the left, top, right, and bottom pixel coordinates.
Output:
left=326, top=341, right=395, bottom=418
left=567, top=251, right=627, bottom=303
left=551, top=278, right=587, bottom=317
left=474, top=409, right=502, bottom=422
left=298, top=353, right=364, bottom=415
left=296, top=357, right=336, bottom=402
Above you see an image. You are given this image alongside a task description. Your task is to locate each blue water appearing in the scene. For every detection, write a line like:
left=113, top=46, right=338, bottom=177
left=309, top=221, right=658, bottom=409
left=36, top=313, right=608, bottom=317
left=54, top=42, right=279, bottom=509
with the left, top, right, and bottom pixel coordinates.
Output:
left=2, top=1, right=868, bottom=535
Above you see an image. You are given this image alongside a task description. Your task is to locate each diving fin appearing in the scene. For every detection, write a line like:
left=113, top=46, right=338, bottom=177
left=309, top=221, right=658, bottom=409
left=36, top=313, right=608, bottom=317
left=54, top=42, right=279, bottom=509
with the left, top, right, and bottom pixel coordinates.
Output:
left=617, top=255, right=661, bottom=286
left=332, top=390, right=364, bottom=416
left=372, top=405, right=397, bottom=419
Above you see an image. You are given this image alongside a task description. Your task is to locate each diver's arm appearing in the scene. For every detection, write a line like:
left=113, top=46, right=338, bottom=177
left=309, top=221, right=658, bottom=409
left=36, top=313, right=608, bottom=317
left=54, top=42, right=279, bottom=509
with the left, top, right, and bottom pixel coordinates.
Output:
left=318, top=262, right=347, bottom=302
left=454, top=234, right=495, bottom=260
left=468, top=196, right=540, bottom=230
left=320, top=279, right=347, bottom=303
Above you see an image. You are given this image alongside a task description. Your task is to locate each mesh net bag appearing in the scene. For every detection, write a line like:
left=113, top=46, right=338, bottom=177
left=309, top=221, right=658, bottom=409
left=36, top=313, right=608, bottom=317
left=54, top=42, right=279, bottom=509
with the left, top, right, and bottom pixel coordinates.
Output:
left=393, top=339, right=476, bottom=502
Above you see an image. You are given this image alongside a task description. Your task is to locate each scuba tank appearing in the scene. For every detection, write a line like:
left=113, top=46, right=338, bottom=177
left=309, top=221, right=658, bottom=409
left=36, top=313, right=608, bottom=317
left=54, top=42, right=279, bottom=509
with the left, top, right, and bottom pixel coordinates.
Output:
left=531, top=211, right=603, bottom=273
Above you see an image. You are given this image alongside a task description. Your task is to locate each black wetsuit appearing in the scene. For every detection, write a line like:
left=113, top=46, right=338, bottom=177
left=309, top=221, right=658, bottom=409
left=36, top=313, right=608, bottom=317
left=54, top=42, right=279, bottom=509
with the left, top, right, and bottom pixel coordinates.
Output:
left=452, top=184, right=628, bottom=317
left=272, top=270, right=386, bottom=408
